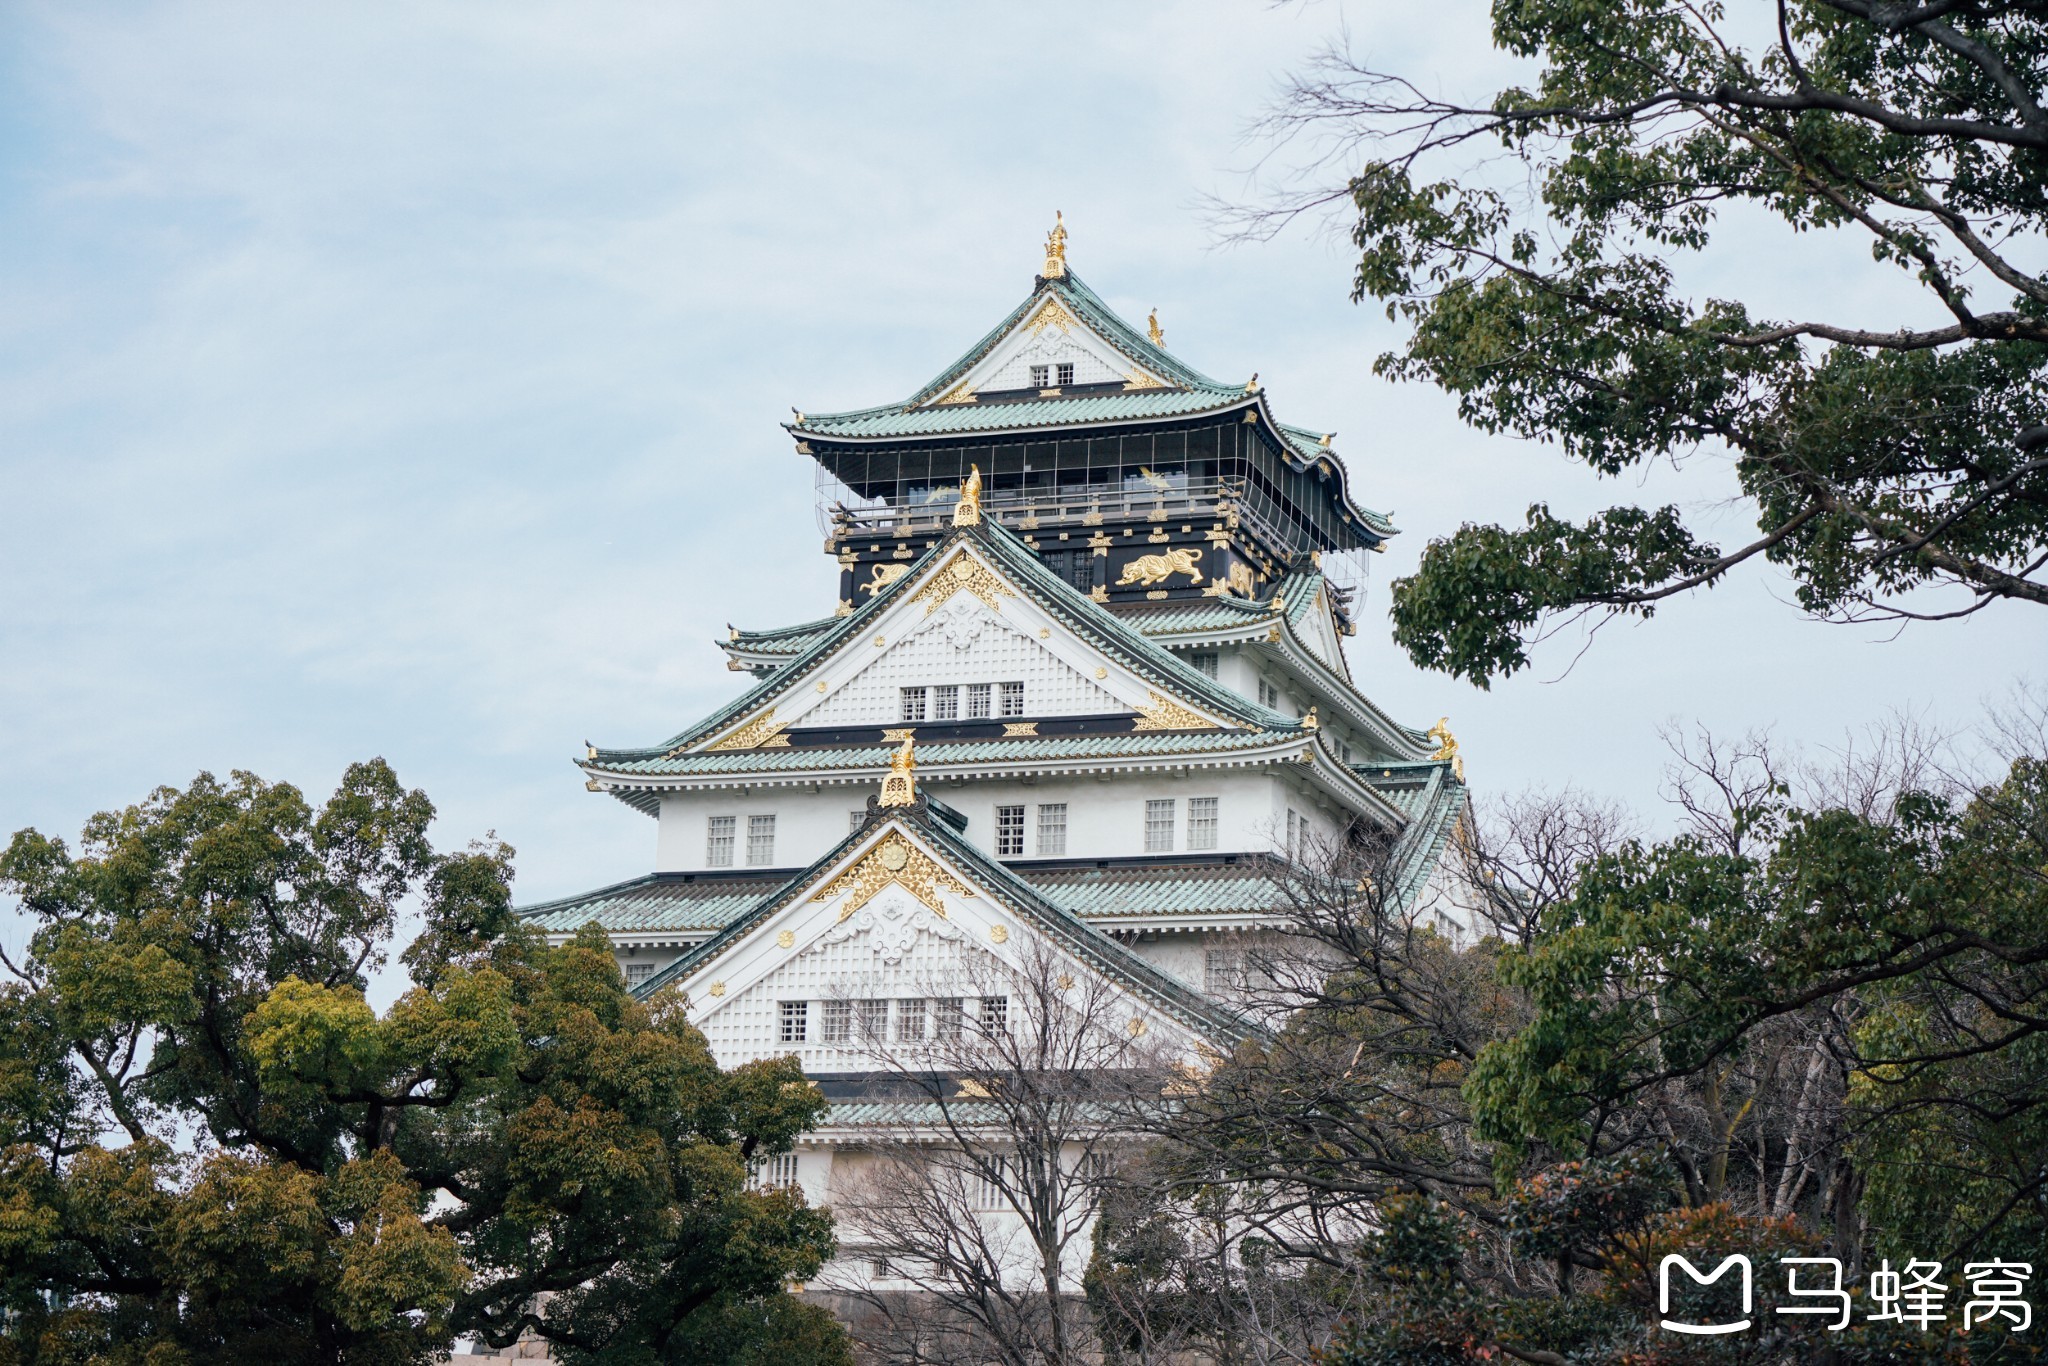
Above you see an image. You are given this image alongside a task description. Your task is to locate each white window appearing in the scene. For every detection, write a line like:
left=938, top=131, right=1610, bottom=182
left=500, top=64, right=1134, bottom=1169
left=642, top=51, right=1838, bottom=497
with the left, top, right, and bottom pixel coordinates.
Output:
left=933, top=684, right=960, bottom=721
left=996, top=805, right=1025, bottom=857
left=850, top=809, right=866, bottom=834
left=1189, top=651, right=1218, bottom=678
left=625, top=962, right=654, bottom=987
left=1187, top=796, right=1218, bottom=851
left=967, top=682, right=993, bottom=718
left=706, top=815, right=736, bottom=868
left=750, top=1152, right=799, bottom=1190
left=821, top=999, right=852, bottom=1043
left=1286, top=808, right=1305, bottom=853
left=1055, top=361, right=1074, bottom=387
left=972, top=1162, right=1007, bottom=1211
left=1204, top=949, right=1245, bottom=994
left=1145, top=798, right=1176, bottom=853
left=857, top=998, right=889, bottom=1041
left=1257, top=679, right=1280, bottom=710
left=1031, top=364, right=1050, bottom=388
left=779, top=1001, right=808, bottom=1043
left=900, top=686, right=928, bottom=722
left=1037, top=803, right=1067, bottom=855
left=869, top=1256, right=895, bottom=1279
left=999, top=681, right=1025, bottom=717
left=934, top=997, right=964, bottom=1040
left=896, top=999, right=927, bottom=1042
left=979, top=996, right=1009, bottom=1037
left=747, top=815, right=777, bottom=866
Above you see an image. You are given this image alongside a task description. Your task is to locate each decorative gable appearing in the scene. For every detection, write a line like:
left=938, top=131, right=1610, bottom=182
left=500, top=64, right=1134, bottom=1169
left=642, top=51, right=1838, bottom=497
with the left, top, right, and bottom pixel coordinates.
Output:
left=663, top=815, right=1233, bottom=1072
left=926, top=291, right=1175, bottom=404
left=689, top=541, right=1231, bottom=748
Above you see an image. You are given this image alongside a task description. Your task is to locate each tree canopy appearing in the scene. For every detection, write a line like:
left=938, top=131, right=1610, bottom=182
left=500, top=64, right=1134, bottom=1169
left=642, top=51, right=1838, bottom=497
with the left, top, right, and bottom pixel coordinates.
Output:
left=1264, top=0, right=2048, bottom=684
left=0, top=761, right=846, bottom=1366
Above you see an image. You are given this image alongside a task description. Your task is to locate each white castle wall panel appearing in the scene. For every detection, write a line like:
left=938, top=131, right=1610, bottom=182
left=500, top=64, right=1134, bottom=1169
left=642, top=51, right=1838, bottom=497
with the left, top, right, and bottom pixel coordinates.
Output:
left=806, top=607, right=1122, bottom=727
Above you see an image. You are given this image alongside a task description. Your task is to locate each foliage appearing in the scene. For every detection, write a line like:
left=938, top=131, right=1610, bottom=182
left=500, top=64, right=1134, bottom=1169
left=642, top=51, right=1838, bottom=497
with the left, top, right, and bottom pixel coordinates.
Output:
left=1263, top=1, right=2048, bottom=682
left=1130, top=726, right=2048, bottom=1363
left=0, top=762, right=841, bottom=1365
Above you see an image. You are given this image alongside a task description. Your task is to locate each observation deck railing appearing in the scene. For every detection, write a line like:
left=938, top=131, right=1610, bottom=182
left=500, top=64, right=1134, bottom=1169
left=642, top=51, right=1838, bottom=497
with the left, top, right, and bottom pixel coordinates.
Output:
left=828, top=477, right=1302, bottom=557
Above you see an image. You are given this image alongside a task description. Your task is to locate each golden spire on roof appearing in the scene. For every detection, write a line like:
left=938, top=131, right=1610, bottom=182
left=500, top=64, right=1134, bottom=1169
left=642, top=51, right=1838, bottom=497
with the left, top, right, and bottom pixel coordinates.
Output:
left=1042, top=211, right=1068, bottom=279
left=879, top=734, right=918, bottom=807
left=953, top=464, right=983, bottom=527
left=1148, top=309, right=1165, bottom=347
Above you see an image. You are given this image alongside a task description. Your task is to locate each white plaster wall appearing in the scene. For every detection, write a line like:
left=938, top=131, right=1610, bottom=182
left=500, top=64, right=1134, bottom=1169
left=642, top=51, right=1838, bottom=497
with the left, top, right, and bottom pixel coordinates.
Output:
left=655, top=770, right=1310, bottom=873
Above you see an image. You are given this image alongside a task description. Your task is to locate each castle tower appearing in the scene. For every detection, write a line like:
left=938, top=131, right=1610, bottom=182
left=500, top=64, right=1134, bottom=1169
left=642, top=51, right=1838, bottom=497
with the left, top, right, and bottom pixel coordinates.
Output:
left=516, top=220, right=1471, bottom=1286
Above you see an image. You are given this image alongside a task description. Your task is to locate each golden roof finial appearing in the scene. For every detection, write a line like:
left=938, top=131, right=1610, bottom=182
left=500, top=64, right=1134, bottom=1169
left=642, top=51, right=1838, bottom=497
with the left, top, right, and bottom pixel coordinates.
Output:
left=1042, top=211, right=1068, bottom=280
left=1147, top=308, right=1165, bottom=348
left=953, top=464, right=983, bottom=527
left=879, top=734, right=918, bottom=807
left=1426, top=717, right=1465, bottom=782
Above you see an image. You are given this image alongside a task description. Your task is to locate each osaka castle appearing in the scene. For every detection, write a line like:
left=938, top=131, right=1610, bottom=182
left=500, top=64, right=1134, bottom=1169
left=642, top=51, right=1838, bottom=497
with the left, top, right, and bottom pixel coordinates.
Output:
left=515, top=215, right=1469, bottom=1281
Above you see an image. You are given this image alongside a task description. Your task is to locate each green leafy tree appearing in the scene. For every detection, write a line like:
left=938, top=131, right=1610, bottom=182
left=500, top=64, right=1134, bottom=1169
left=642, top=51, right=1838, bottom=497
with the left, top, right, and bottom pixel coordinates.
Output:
left=1261, top=1, right=2048, bottom=683
left=0, top=762, right=844, bottom=1365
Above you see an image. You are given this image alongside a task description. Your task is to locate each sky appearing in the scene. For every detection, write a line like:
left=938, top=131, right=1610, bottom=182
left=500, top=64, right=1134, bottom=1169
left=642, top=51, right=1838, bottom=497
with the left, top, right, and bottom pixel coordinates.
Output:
left=1, top=2, right=2039, bottom=961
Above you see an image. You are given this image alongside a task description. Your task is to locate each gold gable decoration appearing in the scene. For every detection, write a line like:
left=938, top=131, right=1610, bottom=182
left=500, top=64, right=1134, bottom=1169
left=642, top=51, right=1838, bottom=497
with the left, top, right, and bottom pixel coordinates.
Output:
left=910, top=549, right=1016, bottom=615
left=1133, top=691, right=1218, bottom=732
left=813, top=830, right=968, bottom=919
left=1024, top=295, right=1075, bottom=336
left=933, top=379, right=979, bottom=406
left=952, top=465, right=983, bottom=527
left=703, top=707, right=789, bottom=752
left=879, top=735, right=918, bottom=807
left=1427, top=717, right=1466, bottom=782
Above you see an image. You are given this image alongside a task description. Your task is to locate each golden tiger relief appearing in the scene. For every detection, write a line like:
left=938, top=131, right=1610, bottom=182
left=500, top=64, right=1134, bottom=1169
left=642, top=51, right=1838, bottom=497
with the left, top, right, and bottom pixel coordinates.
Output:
left=1115, top=547, right=1204, bottom=587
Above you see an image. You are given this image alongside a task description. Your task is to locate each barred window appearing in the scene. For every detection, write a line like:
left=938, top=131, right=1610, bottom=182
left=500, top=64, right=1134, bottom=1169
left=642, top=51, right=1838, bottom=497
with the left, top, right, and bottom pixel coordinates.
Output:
left=1257, top=678, right=1279, bottom=710
left=706, top=815, right=736, bottom=868
left=999, top=681, right=1025, bottom=717
left=1286, top=808, right=1304, bottom=853
left=1145, top=798, right=1175, bottom=853
left=625, top=962, right=654, bottom=987
left=1037, top=803, right=1067, bottom=856
left=973, top=1161, right=1008, bottom=1211
left=1190, top=651, right=1219, bottom=678
left=996, top=805, right=1025, bottom=857
left=1031, top=364, right=1050, bottom=388
left=933, top=684, right=960, bottom=721
left=1205, top=950, right=1245, bottom=994
left=779, top=1001, right=808, bottom=1043
left=896, top=998, right=927, bottom=1042
left=857, top=998, right=889, bottom=1042
left=900, top=686, right=928, bottom=721
left=850, top=809, right=866, bottom=834
left=821, top=999, right=852, bottom=1043
left=750, top=1152, right=799, bottom=1190
left=966, top=682, right=993, bottom=718
left=934, top=997, right=964, bottom=1040
left=1055, top=362, right=1075, bottom=387
left=747, top=815, right=777, bottom=866
left=979, top=996, right=1009, bottom=1036
left=1187, top=796, right=1218, bottom=851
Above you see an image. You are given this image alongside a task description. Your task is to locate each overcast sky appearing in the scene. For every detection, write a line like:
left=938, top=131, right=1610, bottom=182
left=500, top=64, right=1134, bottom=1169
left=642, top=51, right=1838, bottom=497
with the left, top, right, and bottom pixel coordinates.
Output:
left=2, top=2, right=2038, bottom=946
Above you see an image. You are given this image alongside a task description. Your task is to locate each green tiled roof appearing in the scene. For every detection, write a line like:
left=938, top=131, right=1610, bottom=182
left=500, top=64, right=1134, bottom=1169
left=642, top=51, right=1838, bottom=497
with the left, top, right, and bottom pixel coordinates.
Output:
left=1027, top=861, right=1286, bottom=919
left=726, top=615, right=840, bottom=657
left=587, top=518, right=1302, bottom=772
left=521, top=860, right=1291, bottom=939
left=593, top=728, right=1297, bottom=779
left=634, top=798, right=1260, bottom=1047
left=518, top=872, right=778, bottom=935
left=784, top=271, right=1394, bottom=541
left=792, top=388, right=1248, bottom=441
